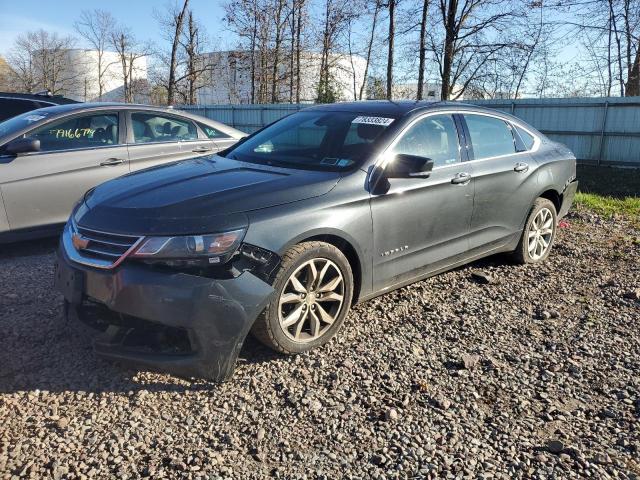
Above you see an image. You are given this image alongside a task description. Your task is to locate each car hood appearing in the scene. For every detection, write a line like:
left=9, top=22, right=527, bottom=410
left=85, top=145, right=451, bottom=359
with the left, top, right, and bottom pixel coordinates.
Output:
left=76, top=155, right=341, bottom=235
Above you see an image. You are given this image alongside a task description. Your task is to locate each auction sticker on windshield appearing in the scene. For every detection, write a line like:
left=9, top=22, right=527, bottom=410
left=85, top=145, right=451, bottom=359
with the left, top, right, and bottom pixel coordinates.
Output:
left=351, top=116, right=395, bottom=126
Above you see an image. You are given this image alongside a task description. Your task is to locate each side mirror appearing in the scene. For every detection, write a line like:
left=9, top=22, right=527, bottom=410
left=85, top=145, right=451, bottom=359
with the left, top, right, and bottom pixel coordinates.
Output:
left=384, top=154, right=434, bottom=179
left=5, top=137, right=40, bottom=155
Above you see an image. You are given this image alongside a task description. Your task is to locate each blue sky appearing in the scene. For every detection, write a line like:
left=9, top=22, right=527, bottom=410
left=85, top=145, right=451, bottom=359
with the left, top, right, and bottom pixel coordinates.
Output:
left=0, top=0, right=232, bottom=56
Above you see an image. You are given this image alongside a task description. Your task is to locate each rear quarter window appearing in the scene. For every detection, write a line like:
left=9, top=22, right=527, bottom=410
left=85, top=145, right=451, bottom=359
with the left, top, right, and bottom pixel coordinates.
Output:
left=515, top=125, right=536, bottom=151
left=197, top=122, right=231, bottom=139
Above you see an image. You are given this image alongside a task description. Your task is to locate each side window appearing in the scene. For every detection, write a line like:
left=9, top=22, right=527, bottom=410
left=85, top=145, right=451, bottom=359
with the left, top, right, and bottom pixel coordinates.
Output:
left=515, top=125, right=535, bottom=151
left=29, top=113, right=119, bottom=152
left=197, top=122, right=230, bottom=139
left=391, top=114, right=460, bottom=167
left=131, top=113, right=198, bottom=144
left=464, top=114, right=516, bottom=159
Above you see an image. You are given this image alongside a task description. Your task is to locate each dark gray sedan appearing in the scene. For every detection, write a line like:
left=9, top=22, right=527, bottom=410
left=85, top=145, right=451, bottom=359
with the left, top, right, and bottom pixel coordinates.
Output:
left=0, top=103, right=244, bottom=241
left=55, top=101, right=578, bottom=381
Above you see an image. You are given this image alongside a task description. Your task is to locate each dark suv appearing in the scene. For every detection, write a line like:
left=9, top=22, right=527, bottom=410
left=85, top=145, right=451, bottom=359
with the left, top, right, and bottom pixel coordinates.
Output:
left=0, top=92, right=77, bottom=122
left=55, top=101, right=578, bottom=381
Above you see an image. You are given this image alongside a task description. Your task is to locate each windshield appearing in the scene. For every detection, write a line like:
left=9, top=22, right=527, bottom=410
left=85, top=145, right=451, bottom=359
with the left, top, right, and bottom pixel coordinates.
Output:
left=0, top=110, right=53, bottom=138
left=224, top=111, right=395, bottom=171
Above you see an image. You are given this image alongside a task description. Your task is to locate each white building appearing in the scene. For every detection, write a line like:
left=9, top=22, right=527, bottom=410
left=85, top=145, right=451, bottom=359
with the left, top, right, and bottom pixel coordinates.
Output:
left=392, top=82, right=465, bottom=101
left=55, top=49, right=148, bottom=102
left=197, top=50, right=367, bottom=105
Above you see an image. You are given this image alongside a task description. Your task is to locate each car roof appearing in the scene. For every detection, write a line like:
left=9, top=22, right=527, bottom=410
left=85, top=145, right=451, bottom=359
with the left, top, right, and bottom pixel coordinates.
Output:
left=26, top=102, right=183, bottom=115
left=1, top=102, right=246, bottom=139
left=304, top=100, right=507, bottom=118
left=0, top=91, right=78, bottom=104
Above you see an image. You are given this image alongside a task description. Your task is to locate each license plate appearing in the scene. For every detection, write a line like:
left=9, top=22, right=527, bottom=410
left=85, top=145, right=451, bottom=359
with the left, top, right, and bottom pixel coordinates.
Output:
left=54, top=261, right=84, bottom=304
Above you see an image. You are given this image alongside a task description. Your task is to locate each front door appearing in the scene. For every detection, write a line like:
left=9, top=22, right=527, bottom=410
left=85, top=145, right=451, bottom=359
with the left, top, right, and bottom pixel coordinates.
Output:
left=370, top=113, right=474, bottom=292
left=0, top=111, right=128, bottom=231
left=460, top=113, right=539, bottom=250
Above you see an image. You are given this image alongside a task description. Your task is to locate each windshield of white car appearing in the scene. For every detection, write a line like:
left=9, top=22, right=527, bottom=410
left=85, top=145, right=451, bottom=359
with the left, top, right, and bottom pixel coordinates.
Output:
left=223, top=111, right=396, bottom=171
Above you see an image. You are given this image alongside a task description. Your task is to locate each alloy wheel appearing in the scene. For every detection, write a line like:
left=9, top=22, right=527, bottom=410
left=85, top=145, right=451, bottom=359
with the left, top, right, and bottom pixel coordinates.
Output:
left=278, top=258, right=345, bottom=343
left=527, top=207, right=554, bottom=261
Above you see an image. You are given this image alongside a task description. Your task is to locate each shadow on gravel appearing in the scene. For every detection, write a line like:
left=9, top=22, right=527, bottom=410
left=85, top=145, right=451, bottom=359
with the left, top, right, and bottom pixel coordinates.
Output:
left=0, top=237, right=512, bottom=395
left=0, top=331, right=283, bottom=395
left=1, top=235, right=286, bottom=394
left=0, top=236, right=58, bottom=259
left=0, top=309, right=282, bottom=395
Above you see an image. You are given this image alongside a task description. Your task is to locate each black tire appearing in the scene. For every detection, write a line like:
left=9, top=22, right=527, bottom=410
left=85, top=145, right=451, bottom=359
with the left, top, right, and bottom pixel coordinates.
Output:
left=251, top=241, right=354, bottom=354
left=512, top=197, right=557, bottom=264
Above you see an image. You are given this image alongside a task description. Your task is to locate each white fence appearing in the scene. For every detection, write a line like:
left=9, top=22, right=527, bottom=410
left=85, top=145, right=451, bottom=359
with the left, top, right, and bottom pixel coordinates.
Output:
left=179, top=97, right=640, bottom=167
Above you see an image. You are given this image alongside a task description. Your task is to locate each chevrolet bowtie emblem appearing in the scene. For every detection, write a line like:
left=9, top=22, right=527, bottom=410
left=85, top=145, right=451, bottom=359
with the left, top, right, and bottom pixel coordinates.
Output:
left=71, top=233, right=89, bottom=251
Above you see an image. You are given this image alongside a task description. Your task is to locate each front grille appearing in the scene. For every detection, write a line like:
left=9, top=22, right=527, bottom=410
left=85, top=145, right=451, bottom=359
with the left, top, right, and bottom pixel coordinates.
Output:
left=76, top=225, right=139, bottom=261
left=63, top=221, right=143, bottom=269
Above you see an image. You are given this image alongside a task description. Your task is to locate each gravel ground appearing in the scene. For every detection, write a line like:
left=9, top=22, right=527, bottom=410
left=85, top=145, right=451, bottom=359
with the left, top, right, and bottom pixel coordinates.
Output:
left=1, top=207, right=639, bottom=479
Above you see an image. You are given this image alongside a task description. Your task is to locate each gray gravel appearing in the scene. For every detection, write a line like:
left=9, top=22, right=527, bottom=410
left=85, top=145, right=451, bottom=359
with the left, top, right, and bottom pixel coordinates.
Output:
left=1, top=207, right=639, bottom=479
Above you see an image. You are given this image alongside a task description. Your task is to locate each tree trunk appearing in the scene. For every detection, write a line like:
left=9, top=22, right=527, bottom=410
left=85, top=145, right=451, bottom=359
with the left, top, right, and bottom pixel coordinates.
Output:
left=289, top=0, right=296, bottom=103
left=386, top=0, right=395, bottom=100
left=168, top=0, right=190, bottom=105
left=440, top=0, right=457, bottom=100
left=626, top=47, right=640, bottom=96
left=250, top=2, right=258, bottom=104
left=186, top=12, right=197, bottom=105
left=295, top=1, right=302, bottom=103
left=416, top=0, right=429, bottom=100
left=359, top=1, right=380, bottom=100
left=271, top=0, right=285, bottom=103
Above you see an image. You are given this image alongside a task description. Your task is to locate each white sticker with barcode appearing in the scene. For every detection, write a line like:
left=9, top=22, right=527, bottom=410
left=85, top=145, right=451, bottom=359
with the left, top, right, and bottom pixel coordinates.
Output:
left=352, top=116, right=394, bottom=126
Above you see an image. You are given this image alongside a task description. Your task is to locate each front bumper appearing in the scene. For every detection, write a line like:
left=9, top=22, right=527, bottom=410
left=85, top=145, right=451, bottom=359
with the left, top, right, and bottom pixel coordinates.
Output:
left=55, top=247, right=274, bottom=381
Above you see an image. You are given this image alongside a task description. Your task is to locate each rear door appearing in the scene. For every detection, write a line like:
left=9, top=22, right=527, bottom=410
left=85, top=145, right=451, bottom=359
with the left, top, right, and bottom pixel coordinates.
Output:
left=460, top=113, right=539, bottom=250
left=126, top=111, right=215, bottom=172
left=0, top=110, right=129, bottom=230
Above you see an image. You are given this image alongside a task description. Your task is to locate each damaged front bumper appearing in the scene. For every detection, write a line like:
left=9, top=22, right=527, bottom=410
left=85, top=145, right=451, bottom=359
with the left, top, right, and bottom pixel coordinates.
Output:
left=55, top=247, right=274, bottom=381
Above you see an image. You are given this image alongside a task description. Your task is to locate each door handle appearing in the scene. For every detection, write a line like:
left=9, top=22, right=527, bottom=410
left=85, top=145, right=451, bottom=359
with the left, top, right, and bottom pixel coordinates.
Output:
left=100, top=157, right=125, bottom=166
left=192, top=147, right=213, bottom=153
left=514, top=162, right=529, bottom=173
left=451, top=172, right=472, bottom=185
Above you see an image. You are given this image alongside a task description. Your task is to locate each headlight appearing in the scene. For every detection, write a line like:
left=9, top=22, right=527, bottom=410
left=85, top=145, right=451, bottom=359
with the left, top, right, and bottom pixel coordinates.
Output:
left=131, top=229, right=245, bottom=265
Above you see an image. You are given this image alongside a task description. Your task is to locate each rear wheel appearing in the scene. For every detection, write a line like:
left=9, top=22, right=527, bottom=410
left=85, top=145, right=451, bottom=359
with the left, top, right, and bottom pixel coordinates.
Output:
left=513, top=197, right=557, bottom=264
left=251, top=241, right=354, bottom=354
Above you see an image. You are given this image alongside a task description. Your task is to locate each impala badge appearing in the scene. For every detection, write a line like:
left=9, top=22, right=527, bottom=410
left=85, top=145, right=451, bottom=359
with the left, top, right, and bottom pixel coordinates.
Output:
left=72, top=233, right=89, bottom=251
left=381, top=245, right=409, bottom=257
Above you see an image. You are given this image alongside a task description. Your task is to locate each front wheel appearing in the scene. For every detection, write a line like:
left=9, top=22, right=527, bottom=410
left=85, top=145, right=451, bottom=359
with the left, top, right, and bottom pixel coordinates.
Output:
left=512, top=198, right=557, bottom=264
left=251, top=241, right=354, bottom=354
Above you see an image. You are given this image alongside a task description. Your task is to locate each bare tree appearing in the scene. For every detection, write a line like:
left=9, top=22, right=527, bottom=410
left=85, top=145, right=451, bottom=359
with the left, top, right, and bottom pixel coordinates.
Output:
left=111, top=27, right=148, bottom=102
left=270, top=0, right=291, bottom=102
left=316, top=0, right=355, bottom=102
left=74, top=9, right=116, bottom=100
left=429, top=0, right=514, bottom=100
left=416, top=0, right=429, bottom=99
left=155, top=0, right=190, bottom=105
left=225, top=0, right=268, bottom=103
left=7, top=30, right=79, bottom=95
left=385, top=0, right=397, bottom=99
left=176, top=11, right=212, bottom=104
left=358, top=0, right=382, bottom=100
